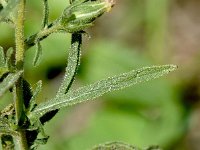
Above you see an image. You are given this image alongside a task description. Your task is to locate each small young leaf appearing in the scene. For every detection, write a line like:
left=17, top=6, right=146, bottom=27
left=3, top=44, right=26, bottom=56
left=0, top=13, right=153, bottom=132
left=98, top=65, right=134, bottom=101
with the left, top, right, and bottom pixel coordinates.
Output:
left=0, top=46, right=9, bottom=78
left=33, top=41, right=42, bottom=66
left=0, top=67, right=9, bottom=79
left=27, top=80, right=42, bottom=112
left=57, top=33, right=82, bottom=96
left=0, top=71, right=23, bottom=97
left=0, top=46, right=6, bottom=67
left=39, top=33, right=82, bottom=124
left=42, top=0, right=49, bottom=28
left=33, top=65, right=177, bottom=117
left=6, top=47, right=14, bottom=70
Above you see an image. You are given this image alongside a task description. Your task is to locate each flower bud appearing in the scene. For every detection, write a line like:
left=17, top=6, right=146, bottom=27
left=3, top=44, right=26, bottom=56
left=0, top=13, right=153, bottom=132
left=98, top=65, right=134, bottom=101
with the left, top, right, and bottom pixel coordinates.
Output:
left=59, top=0, right=115, bottom=33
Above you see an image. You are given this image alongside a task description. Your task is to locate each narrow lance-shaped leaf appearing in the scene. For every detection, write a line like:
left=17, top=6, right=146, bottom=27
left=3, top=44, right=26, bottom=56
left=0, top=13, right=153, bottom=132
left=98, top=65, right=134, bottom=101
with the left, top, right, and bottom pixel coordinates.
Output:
left=27, top=80, right=42, bottom=112
left=31, top=34, right=81, bottom=125
left=42, top=0, right=49, bottom=28
left=33, top=41, right=42, bottom=66
left=92, top=142, right=140, bottom=150
left=92, top=142, right=161, bottom=150
left=33, top=65, right=177, bottom=117
left=56, top=33, right=82, bottom=95
left=0, top=46, right=8, bottom=77
left=0, top=71, right=23, bottom=97
left=6, top=47, right=14, bottom=70
left=0, top=46, right=6, bottom=67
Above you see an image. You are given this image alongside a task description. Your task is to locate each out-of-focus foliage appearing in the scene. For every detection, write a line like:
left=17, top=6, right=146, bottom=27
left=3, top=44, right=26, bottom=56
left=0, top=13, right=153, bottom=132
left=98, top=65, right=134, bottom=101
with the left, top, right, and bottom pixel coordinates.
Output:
left=0, top=0, right=200, bottom=150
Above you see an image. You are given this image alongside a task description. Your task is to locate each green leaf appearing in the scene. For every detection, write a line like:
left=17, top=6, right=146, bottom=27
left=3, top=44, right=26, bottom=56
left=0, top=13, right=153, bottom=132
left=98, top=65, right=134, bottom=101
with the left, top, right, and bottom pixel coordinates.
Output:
left=92, top=142, right=140, bottom=150
left=0, top=67, right=9, bottom=78
left=27, top=80, right=42, bottom=112
left=0, top=46, right=9, bottom=77
left=42, top=0, right=49, bottom=28
left=0, top=71, right=23, bottom=97
left=57, top=33, right=82, bottom=96
left=6, top=47, right=14, bottom=70
left=33, top=41, right=42, bottom=66
left=92, top=142, right=161, bottom=150
left=32, top=65, right=177, bottom=117
left=0, top=46, right=6, bottom=67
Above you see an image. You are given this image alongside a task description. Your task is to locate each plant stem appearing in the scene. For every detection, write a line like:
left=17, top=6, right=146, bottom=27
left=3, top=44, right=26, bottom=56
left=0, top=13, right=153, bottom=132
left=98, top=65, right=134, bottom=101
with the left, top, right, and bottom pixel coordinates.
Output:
left=15, top=0, right=25, bottom=70
left=16, top=130, right=28, bottom=150
left=14, top=0, right=28, bottom=149
left=24, top=23, right=61, bottom=50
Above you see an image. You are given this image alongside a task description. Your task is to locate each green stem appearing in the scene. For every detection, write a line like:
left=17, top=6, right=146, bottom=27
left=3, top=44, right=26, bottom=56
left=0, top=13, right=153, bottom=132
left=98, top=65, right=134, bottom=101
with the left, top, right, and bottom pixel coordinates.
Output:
left=14, top=0, right=28, bottom=149
left=24, top=23, right=61, bottom=50
left=15, top=0, right=25, bottom=126
left=15, top=0, right=25, bottom=69
left=16, top=130, right=28, bottom=150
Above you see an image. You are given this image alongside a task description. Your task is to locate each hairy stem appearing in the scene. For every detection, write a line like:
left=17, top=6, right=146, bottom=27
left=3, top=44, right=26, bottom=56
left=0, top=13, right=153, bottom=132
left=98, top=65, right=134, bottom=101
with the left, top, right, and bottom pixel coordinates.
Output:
left=16, top=130, right=28, bottom=150
left=24, top=23, right=61, bottom=50
left=42, top=0, right=49, bottom=28
left=15, top=0, right=25, bottom=69
left=14, top=0, right=28, bottom=149
left=15, top=0, right=25, bottom=126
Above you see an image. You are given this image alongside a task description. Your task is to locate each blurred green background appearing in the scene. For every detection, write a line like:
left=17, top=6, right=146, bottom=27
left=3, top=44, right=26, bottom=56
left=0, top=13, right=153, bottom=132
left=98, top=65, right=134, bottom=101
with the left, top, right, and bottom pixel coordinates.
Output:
left=1, top=0, right=200, bottom=149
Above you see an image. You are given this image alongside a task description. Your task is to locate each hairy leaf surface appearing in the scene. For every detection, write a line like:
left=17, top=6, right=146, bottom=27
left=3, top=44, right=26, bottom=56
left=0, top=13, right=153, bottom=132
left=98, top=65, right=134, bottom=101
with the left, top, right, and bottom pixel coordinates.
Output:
left=0, top=46, right=6, bottom=67
left=33, top=65, right=177, bottom=117
left=0, top=71, right=23, bottom=97
left=57, top=33, right=82, bottom=95
left=92, top=142, right=161, bottom=150
left=33, top=42, right=42, bottom=66
left=92, top=142, right=140, bottom=150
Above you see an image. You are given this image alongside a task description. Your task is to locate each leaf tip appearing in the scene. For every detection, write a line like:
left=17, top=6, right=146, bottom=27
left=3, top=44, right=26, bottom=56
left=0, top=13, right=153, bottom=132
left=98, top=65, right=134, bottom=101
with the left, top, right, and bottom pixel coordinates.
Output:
left=167, top=64, right=178, bottom=72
